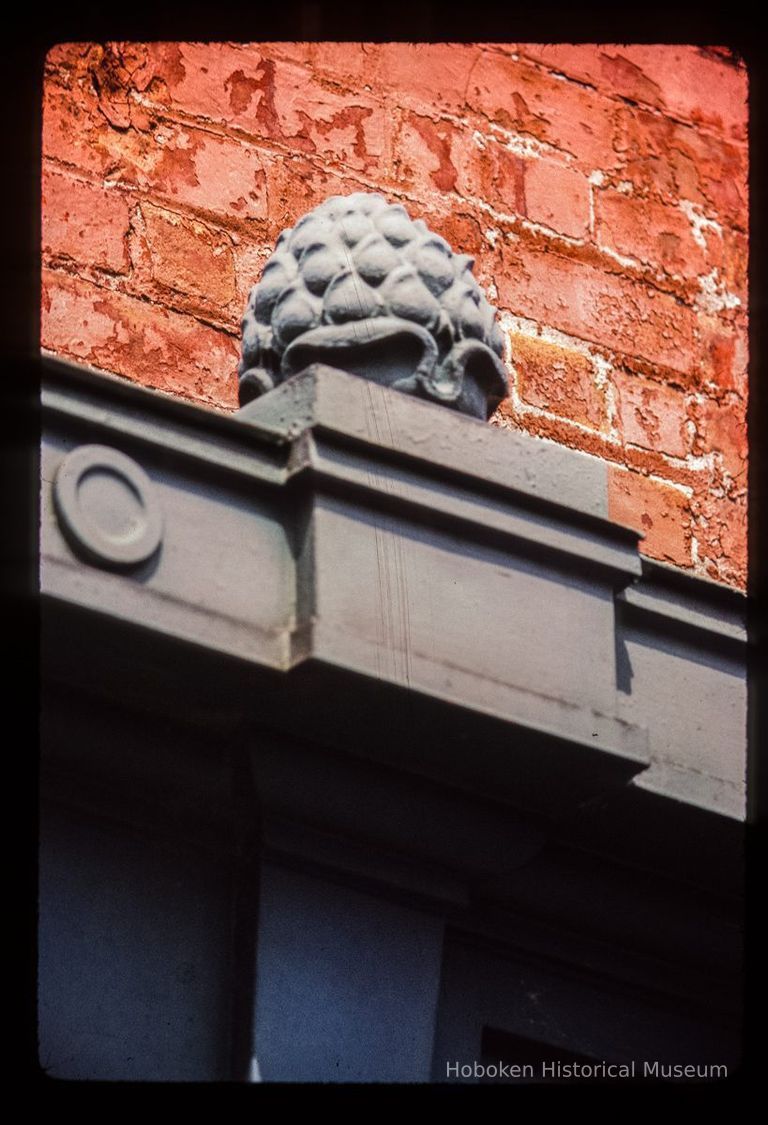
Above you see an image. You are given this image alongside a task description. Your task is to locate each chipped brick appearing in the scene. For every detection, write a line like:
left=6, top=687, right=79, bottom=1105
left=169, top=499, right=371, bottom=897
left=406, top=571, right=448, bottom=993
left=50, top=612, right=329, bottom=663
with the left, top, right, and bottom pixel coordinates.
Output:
left=140, top=203, right=236, bottom=309
left=42, top=268, right=239, bottom=408
left=614, top=370, right=690, bottom=458
left=42, top=166, right=131, bottom=273
left=510, top=334, right=607, bottom=430
left=608, top=467, right=692, bottom=568
left=524, top=159, right=590, bottom=239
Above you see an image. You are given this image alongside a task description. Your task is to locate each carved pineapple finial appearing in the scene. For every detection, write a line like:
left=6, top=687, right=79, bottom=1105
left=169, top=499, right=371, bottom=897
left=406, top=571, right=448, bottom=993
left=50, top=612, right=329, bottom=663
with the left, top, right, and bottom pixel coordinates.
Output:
left=239, top=192, right=508, bottom=420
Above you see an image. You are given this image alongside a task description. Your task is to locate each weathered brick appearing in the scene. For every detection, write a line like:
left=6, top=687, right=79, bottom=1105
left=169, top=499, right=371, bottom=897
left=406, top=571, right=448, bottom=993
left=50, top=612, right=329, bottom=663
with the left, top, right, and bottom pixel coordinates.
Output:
left=494, top=403, right=709, bottom=494
left=374, top=42, right=483, bottom=118
left=494, top=401, right=609, bottom=457
left=140, top=203, right=236, bottom=309
left=268, top=63, right=390, bottom=175
left=395, top=118, right=525, bottom=218
left=133, top=40, right=325, bottom=118
left=170, top=128, right=268, bottom=221
left=698, top=318, right=749, bottom=397
left=310, top=42, right=382, bottom=88
left=692, top=492, right=748, bottom=587
left=524, top=158, right=590, bottom=239
left=131, top=42, right=263, bottom=123
left=520, top=44, right=668, bottom=110
left=394, top=112, right=461, bottom=196
left=719, top=227, right=749, bottom=308
left=608, top=467, right=692, bottom=568
left=41, top=268, right=239, bottom=408
left=614, top=370, right=690, bottom=458
left=509, top=334, right=607, bottom=430
left=44, top=79, right=268, bottom=222
left=457, top=134, right=526, bottom=217
left=262, top=42, right=316, bottom=67
left=612, top=103, right=747, bottom=230
left=136, top=43, right=391, bottom=176
left=416, top=205, right=492, bottom=277
left=620, top=445, right=707, bottom=492
left=42, top=166, right=131, bottom=273
left=464, top=50, right=620, bottom=170
left=45, top=42, right=94, bottom=77
left=496, top=238, right=703, bottom=379
left=43, top=78, right=109, bottom=176
left=87, top=42, right=142, bottom=129
left=595, top=189, right=710, bottom=279
left=121, top=123, right=266, bottom=221
left=689, top=395, right=748, bottom=485
left=519, top=44, right=748, bottom=144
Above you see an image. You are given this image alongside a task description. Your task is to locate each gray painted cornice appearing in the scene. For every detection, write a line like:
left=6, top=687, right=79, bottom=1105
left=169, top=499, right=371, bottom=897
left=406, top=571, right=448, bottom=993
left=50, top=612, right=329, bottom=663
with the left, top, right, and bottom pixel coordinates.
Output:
left=40, top=354, right=747, bottom=827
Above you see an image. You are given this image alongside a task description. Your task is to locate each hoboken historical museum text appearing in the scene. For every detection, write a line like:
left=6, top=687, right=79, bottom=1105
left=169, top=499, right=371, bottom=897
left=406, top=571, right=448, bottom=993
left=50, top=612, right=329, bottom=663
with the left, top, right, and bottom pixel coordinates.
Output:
left=445, top=1060, right=728, bottom=1081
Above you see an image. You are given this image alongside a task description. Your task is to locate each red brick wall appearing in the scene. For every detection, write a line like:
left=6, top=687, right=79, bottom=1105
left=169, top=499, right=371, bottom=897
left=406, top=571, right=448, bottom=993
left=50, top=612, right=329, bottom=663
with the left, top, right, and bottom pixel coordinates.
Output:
left=41, top=42, right=748, bottom=588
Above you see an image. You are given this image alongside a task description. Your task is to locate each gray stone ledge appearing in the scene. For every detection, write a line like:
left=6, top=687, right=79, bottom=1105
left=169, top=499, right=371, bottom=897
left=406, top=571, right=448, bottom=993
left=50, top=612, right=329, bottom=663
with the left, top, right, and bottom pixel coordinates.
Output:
left=239, top=363, right=614, bottom=521
left=40, top=354, right=747, bottom=823
left=618, top=558, right=747, bottom=650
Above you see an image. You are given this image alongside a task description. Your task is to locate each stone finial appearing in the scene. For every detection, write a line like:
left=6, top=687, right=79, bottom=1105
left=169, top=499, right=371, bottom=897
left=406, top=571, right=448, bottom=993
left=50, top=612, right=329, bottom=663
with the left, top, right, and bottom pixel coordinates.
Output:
left=238, top=193, right=509, bottom=420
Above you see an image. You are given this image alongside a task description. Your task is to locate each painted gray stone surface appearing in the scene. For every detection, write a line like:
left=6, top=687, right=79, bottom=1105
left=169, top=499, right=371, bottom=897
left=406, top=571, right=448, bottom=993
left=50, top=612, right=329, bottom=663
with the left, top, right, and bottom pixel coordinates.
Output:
left=252, top=862, right=444, bottom=1082
left=311, top=494, right=623, bottom=715
left=239, top=363, right=613, bottom=521
left=41, top=359, right=646, bottom=780
left=617, top=590, right=747, bottom=818
left=53, top=444, right=164, bottom=569
left=40, top=356, right=747, bottom=817
left=432, top=935, right=741, bottom=1080
left=626, top=654, right=745, bottom=817
left=42, top=435, right=296, bottom=670
left=238, top=192, right=508, bottom=419
left=38, top=803, right=233, bottom=1081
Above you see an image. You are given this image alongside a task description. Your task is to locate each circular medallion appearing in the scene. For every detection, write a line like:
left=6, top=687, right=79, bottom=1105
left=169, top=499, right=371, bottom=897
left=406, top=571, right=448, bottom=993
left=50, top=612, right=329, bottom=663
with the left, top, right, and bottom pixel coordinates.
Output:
left=53, top=445, right=163, bottom=569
